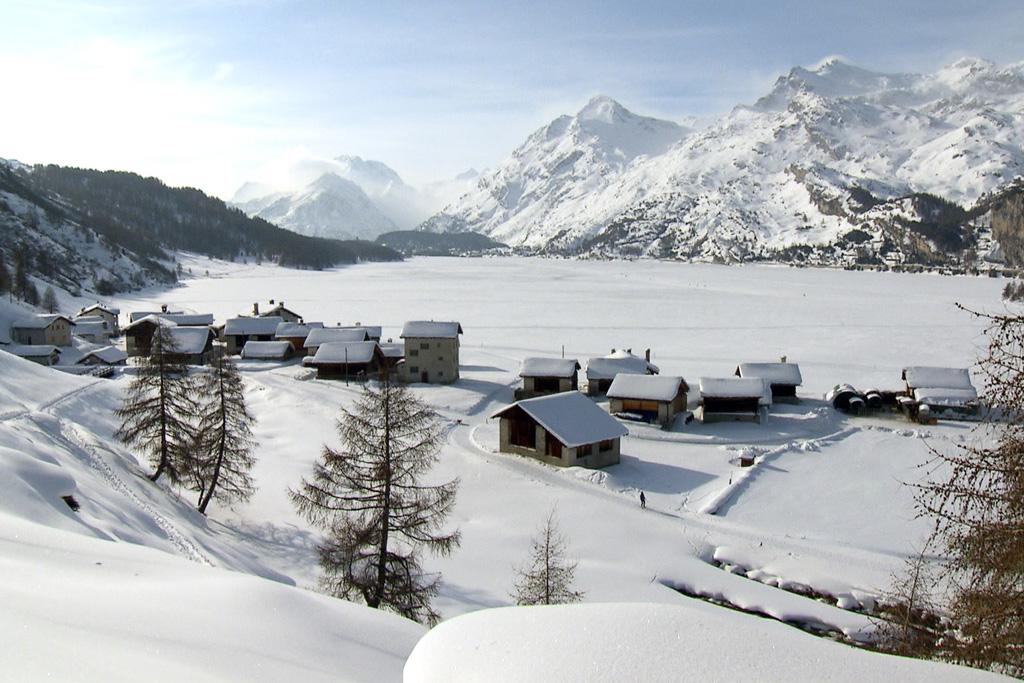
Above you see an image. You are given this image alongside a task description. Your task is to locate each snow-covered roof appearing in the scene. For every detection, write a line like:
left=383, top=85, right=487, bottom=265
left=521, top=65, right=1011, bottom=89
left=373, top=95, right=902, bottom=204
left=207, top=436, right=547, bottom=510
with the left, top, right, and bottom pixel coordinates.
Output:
left=607, top=374, right=688, bottom=401
left=491, top=391, right=628, bottom=448
left=79, top=303, right=120, bottom=316
left=161, top=313, right=215, bottom=326
left=275, top=321, right=325, bottom=338
left=699, top=377, right=770, bottom=402
left=78, top=345, right=128, bottom=365
left=224, top=316, right=283, bottom=336
left=72, top=319, right=109, bottom=336
left=902, top=366, right=974, bottom=390
left=586, top=350, right=658, bottom=380
left=12, top=314, right=75, bottom=330
left=261, top=303, right=301, bottom=318
left=241, top=340, right=293, bottom=360
left=401, top=321, right=463, bottom=339
left=379, top=342, right=405, bottom=358
left=122, top=314, right=176, bottom=333
left=913, top=387, right=979, bottom=407
left=337, top=325, right=383, bottom=339
left=305, top=341, right=380, bottom=365
left=167, top=327, right=213, bottom=355
left=736, top=362, right=803, bottom=386
left=4, top=344, right=60, bottom=358
left=520, top=357, right=580, bottom=378
left=304, top=327, right=370, bottom=348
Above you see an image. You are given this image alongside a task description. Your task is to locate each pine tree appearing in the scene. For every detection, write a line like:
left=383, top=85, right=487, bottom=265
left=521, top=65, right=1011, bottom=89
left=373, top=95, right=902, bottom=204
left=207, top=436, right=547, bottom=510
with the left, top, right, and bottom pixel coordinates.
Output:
left=23, top=281, right=39, bottom=306
left=289, top=374, right=460, bottom=625
left=42, top=285, right=58, bottom=313
left=0, top=250, right=10, bottom=295
left=115, top=324, right=196, bottom=483
left=190, top=349, right=256, bottom=514
left=512, top=508, right=585, bottom=606
left=13, top=249, right=29, bottom=300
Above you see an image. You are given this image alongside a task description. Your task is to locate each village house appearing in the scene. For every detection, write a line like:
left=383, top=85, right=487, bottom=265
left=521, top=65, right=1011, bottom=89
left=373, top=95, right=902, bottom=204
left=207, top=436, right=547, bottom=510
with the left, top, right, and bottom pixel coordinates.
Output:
left=275, top=321, right=325, bottom=353
left=515, top=357, right=581, bottom=400
left=78, top=304, right=120, bottom=336
left=254, top=300, right=303, bottom=323
left=491, top=391, right=628, bottom=469
left=303, top=341, right=384, bottom=380
left=241, top=340, right=294, bottom=361
left=698, top=377, right=770, bottom=423
left=129, top=306, right=214, bottom=328
left=399, top=321, right=463, bottom=384
left=585, top=349, right=658, bottom=395
left=222, top=316, right=284, bottom=354
left=735, top=362, right=803, bottom=403
left=71, top=315, right=111, bottom=343
left=11, top=314, right=76, bottom=347
left=123, top=315, right=166, bottom=357
left=77, top=346, right=128, bottom=367
left=901, top=366, right=979, bottom=417
left=607, top=374, right=689, bottom=427
left=304, top=327, right=371, bottom=355
left=163, top=326, right=217, bottom=365
left=378, top=342, right=405, bottom=372
left=337, top=324, right=382, bottom=342
left=4, top=344, right=61, bottom=366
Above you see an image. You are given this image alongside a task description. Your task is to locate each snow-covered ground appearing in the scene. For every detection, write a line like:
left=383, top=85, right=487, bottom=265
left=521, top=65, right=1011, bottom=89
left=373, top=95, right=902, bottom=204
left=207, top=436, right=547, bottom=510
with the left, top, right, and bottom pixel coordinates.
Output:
left=2, top=255, right=1015, bottom=678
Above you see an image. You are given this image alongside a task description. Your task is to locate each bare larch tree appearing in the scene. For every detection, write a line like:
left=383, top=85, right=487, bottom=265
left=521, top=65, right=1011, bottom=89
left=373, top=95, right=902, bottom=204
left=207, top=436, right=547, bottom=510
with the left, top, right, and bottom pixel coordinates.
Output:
left=190, top=348, right=256, bottom=514
left=115, top=323, right=195, bottom=483
left=512, top=508, right=585, bottom=606
left=880, top=307, right=1024, bottom=677
left=289, top=374, right=460, bottom=625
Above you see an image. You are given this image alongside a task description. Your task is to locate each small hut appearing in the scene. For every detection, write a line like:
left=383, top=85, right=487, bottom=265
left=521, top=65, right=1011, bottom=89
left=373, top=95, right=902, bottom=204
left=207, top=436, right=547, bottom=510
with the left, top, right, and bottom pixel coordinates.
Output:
left=241, top=340, right=295, bottom=361
left=585, top=349, right=658, bottom=396
left=77, top=345, right=128, bottom=367
left=515, top=357, right=581, bottom=400
left=491, top=391, right=628, bottom=469
left=607, top=374, right=689, bottom=427
left=901, top=366, right=979, bottom=417
left=698, top=377, right=770, bottom=423
left=735, top=362, right=803, bottom=403
left=303, top=341, right=383, bottom=380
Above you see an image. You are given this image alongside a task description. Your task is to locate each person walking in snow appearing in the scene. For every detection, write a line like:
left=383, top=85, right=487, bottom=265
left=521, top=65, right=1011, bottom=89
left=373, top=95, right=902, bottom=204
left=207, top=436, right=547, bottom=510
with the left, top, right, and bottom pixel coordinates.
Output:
left=639, top=491, right=646, bottom=509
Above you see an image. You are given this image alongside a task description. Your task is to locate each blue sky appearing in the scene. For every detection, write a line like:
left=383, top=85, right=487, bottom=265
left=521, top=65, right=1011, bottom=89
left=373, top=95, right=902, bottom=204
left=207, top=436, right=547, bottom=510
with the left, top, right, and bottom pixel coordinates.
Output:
left=1, top=0, right=1022, bottom=197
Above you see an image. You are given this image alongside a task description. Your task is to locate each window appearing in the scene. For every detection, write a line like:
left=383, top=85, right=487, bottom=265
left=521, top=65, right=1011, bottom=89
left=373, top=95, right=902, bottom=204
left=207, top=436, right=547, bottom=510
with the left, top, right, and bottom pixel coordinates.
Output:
left=534, top=377, right=559, bottom=393
left=409, top=366, right=419, bottom=374
left=438, top=370, right=444, bottom=377
left=599, top=439, right=614, bottom=452
left=409, top=349, right=419, bottom=357
left=420, top=342, right=430, bottom=350
left=577, top=443, right=592, bottom=458
left=510, top=419, right=534, bottom=448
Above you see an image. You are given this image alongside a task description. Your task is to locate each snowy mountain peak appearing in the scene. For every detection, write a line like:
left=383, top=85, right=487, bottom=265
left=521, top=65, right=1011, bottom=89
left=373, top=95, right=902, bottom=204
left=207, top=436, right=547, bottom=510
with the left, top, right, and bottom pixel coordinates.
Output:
left=577, top=95, right=629, bottom=123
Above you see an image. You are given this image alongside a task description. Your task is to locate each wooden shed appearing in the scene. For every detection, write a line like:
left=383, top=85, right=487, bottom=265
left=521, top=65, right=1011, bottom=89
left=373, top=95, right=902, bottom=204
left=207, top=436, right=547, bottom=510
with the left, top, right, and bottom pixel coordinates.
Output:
left=607, top=374, right=689, bottom=427
left=302, top=341, right=383, bottom=380
left=735, top=362, right=803, bottom=403
left=585, top=349, right=659, bottom=396
left=304, top=327, right=371, bottom=355
left=491, top=391, right=628, bottom=469
left=698, top=377, right=770, bottom=423
left=241, top=340, right=295, bottom=361
left=901, top=366, right=979, bottom=417
left=515, top=357, right=581, bottom=400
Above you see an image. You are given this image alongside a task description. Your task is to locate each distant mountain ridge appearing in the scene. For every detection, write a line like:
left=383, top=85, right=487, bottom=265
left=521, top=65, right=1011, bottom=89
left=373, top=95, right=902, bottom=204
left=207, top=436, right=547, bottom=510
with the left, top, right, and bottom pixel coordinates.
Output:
left=422, top=58, right=1024, bottom=266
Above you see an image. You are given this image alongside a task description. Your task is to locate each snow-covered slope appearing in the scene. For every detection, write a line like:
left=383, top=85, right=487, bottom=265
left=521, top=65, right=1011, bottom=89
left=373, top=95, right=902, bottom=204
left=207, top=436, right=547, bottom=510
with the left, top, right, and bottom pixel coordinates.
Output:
left=236, top=172, right=398, bottom=241
left=425, top=58, right=1024, bottom=262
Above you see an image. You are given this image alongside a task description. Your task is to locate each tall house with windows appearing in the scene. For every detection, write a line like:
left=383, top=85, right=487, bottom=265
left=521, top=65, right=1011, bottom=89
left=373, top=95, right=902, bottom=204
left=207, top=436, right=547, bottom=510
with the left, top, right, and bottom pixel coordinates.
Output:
left=399, top=321, right=463, bottom=384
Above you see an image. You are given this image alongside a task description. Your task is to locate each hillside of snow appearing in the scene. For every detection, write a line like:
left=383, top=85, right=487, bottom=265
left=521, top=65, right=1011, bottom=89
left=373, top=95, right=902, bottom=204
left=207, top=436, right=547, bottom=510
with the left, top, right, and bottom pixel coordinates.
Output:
left=424, top=58, right=1024, bottom=263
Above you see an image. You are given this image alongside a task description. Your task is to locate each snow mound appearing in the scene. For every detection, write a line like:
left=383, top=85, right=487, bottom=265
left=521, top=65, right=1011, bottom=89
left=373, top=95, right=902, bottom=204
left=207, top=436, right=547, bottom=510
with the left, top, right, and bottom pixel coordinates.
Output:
left=403, top=602, right=1005, bottom=683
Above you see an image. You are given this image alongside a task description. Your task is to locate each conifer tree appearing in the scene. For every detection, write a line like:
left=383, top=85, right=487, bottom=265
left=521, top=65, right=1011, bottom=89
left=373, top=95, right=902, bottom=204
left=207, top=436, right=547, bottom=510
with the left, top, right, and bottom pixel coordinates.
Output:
left=190, top=349, right=256, bottom=514
left=115, top=323, right=195, bottom=483
left=0, top=250, right=10, bottom=296
left=42, top=285, right=58, bottom=314
left=289, top=374, right=460, bottom=625
left=13, top=249, right=29, bottom=300
left=512, top=508, right=585, bottom=606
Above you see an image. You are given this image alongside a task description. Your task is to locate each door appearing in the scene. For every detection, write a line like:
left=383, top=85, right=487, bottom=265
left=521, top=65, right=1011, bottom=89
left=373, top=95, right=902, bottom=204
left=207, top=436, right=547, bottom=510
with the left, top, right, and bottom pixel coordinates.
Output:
left=421, top=371, right=429, bottom=382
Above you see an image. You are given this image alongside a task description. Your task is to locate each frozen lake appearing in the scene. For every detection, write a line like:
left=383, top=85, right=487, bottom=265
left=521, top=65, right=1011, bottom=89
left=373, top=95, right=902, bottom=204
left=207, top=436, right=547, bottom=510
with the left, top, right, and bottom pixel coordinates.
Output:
left=124, top=256, right=1004, bottom=394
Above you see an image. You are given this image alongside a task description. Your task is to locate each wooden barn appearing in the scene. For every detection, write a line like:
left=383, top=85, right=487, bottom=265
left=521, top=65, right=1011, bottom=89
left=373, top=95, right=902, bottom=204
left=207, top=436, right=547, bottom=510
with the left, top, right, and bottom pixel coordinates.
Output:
left=222, top=316, right=284, bottom=354
left=4, top=344, right=61, bottom=366
left=491, top=391, right=628, bottom=469
left=303, top=341, right=383, bottom=380
left=607, top=374, right=689, bottom=427
left=735, top=362, right=803, bottom=403
left=585, top=349, right=659, bottom=396
left=77, top=345, right=128, bottom=367
left=12, top=314, right=76, bottom=347
left=123, top=316, right=215, bottom=364
left=515, top=357, right=581, bottom=400
left=304, top=327, right=371, bottom=355
left=698, top=377, right=770, bottom=423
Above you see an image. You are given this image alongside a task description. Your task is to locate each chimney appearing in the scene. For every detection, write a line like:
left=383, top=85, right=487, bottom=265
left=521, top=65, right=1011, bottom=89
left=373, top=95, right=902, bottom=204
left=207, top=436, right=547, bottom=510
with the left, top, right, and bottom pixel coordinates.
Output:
left=645, top=348, right=651, bottom=362
left=269, top=299, right=275, bottom=305
left=780, top=355, right=787, bottom=363
left=160, top=304, right=168, bottom=313
left=253, top=302, right=259, bottom=315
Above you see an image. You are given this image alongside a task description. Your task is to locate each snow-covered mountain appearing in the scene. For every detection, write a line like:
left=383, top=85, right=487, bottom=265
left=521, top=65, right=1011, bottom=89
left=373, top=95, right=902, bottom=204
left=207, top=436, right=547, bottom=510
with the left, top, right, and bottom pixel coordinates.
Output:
left=234, top=172, right=398, bottom=241
left=232, top=156, right=477, bottom=237
left=423, top=58, right=1024, bottom=263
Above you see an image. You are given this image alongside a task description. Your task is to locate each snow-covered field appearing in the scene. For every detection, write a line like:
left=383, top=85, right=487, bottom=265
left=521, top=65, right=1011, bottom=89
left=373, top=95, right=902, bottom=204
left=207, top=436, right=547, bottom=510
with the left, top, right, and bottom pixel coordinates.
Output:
left=2, top=255, right=1014, bottom=679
